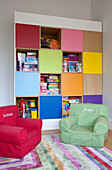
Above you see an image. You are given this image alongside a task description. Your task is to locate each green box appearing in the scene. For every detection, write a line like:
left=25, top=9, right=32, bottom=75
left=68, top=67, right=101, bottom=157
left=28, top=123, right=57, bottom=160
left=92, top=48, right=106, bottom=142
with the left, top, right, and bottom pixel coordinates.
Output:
left=39, top=49, right=62, bottom=73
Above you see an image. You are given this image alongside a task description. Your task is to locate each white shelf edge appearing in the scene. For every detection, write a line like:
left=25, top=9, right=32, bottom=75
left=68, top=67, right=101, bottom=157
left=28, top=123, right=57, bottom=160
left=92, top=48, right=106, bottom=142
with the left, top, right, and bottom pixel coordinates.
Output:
left=14, top=11, right=102, bottom=32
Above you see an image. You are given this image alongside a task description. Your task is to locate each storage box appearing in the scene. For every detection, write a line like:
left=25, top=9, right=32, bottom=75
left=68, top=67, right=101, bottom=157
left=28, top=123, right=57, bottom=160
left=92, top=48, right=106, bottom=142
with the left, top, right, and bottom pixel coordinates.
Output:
left=40, top=83, right=47, bottom=90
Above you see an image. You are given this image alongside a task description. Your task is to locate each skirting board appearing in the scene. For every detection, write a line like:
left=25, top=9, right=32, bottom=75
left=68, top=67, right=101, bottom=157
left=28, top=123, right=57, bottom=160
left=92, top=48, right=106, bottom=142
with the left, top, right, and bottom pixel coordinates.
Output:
left=42, top=119, right=61, bottom=130
left=108, top=118, right=112, bottom=130
left=42, top=118, right=112, bottom=131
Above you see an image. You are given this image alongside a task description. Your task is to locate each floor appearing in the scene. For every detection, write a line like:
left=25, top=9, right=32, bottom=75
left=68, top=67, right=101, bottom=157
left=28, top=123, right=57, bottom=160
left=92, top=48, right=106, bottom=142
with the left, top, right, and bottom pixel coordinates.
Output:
left=42, top=129, right=112, bottom=151
left=105, top=129, right=112, bottom=150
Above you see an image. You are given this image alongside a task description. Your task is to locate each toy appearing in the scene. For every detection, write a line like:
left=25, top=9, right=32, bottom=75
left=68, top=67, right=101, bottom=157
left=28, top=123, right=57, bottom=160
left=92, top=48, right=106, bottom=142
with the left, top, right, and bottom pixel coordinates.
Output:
left=67, top=54, right=78, bottom=61
left=41, top=37, right=59, bottom=49
left=63, top=102, right=70, bottom=113
left=25, top=112, right=31, bottom=118
left=41, top=37, right=49, bottom=48
left=40, top=90, right=47, bottom=95
left=47, top=75, right=59, bottom=82
left=63, top=96, right=79, bottom=103
left=41, top=77, right=45, bottom=82
left=30, top=108, right=37, bottom=118
left=49, top=39, right=59, bottom=49
left=29, top=100, right=36, bottom=107
left=19, top=98, right=26, bottom=117
left=63, top=56, right=69, bottom=72
left=68, top=61, right=77, bottom=72
left=63, top=114, right=67, bottom=117
left=41, top=83, right=47, bottom=90
left=76, top=63, right=82, bottom=72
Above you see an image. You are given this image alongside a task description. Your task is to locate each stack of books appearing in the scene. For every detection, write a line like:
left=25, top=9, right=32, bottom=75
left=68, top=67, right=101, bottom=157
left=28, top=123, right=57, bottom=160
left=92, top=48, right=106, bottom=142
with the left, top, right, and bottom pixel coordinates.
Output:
left=48, top=83, right=59, bottom=94
left=63, top=96, right=79, bottom=103
left=40, top=75, right=60, bottom=95
left=47, top=75, right=59, bottom=82
left=47, top=75, right=59, bottom=95
left=23, top=52, right=38, bottom=71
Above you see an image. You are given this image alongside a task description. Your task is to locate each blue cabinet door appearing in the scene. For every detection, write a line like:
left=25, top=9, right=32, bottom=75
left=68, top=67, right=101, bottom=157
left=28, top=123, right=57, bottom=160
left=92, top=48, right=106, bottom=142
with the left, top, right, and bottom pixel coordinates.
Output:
left=40, top=96, right=62, bottom=119
left=15, top=72, right=40, bottom=96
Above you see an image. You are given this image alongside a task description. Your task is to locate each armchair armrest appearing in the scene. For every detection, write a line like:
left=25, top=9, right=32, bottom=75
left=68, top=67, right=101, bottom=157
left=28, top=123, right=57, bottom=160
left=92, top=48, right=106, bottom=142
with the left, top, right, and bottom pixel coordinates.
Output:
left=0, top=114, right=3, bottom=124
left=93, top=117, right=108, bottom=135
left=0, top=125, right=27, bottom=144
left=59, top=115, right=78, bottom=131
left=16, top=117, right=42, bottom=131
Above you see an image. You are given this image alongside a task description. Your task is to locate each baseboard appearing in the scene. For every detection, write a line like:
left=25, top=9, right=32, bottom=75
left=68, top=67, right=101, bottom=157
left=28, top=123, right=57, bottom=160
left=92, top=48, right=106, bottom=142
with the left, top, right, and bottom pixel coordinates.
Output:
left=42, top=118, right=112, bottom=131
left=108, top=118, right=112, bottom=130
left=42, top=119, right=61, bottom=130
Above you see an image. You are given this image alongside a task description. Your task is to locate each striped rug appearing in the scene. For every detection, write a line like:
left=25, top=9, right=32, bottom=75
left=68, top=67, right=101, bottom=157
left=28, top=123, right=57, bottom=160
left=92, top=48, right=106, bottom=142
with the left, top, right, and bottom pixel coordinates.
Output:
left=0, top=134, right=112, bottom=169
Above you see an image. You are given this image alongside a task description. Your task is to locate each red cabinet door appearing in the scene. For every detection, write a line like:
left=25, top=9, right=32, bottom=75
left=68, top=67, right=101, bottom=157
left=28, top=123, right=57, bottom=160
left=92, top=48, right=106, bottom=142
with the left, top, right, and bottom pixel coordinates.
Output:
left=16, top=23, right=40, bottom=49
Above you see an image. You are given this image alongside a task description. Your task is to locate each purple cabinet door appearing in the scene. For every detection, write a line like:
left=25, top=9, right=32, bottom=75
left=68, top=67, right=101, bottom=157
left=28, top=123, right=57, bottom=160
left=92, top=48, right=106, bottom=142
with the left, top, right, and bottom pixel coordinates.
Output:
left=83, top=95, right=102, bottom=104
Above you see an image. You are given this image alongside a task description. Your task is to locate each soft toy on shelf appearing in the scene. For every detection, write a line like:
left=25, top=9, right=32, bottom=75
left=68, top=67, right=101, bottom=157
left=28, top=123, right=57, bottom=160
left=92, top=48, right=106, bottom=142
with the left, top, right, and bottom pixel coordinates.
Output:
left=49, top=39, right=60, bottom=49
left=41, top=37, right=60, bottom=49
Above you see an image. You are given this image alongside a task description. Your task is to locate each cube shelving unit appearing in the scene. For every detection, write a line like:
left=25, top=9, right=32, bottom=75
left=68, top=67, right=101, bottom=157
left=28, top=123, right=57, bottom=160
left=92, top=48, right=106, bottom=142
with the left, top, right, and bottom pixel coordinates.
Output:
left=14, top=12, right=102, bottom=130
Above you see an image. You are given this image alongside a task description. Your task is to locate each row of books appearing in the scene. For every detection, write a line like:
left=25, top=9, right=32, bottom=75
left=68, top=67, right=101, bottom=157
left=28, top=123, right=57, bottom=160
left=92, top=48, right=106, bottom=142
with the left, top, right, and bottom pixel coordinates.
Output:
left=17, top=52, right=38, bottom=71
left=63, top=61, right=82, bottom=72
left=40, top=75, right=60, bottom=95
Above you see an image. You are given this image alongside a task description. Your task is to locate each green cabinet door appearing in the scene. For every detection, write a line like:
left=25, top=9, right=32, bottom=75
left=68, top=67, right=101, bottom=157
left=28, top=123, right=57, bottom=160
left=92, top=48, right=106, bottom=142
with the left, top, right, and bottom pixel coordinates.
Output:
left=39, top=49, right=62, bottom=73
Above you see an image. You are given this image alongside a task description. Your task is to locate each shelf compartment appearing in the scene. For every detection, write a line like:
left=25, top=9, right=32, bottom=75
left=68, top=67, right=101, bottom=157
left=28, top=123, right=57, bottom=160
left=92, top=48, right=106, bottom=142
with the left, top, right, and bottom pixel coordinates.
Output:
left=62, top=96, right=82, bottom=118
left=40, top=96, right=62, bottom=119
left=15, top=72, right=40, bottom=96
left=83, top=31, right=102, bottom=52
left=62, top=73, right=83, bottom=96
left=62, top=28, right=83, bottom=51
left=63, top=96, right=82, bottom=103
left=83, top=95, right=102, bottom=104
left=16, top=96, right=39, bottom=118
left=83, top=74, right=102, bottom=95
left=40, top=73, right=61, bottom=95
left=16, top=49, right=39, bottom=72
left=63, top=51, right=82, bottom=73
left=16, top=23, right=40, bottom=49
left=83, top=52, right=102, bottom=74
left=39, top=49, right=62, bottom=73
left=41, top=27, right=61, bottom=49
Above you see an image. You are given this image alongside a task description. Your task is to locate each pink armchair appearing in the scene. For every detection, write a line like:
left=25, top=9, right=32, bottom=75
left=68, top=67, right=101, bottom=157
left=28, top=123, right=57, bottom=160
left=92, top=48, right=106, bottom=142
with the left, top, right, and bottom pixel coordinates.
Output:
left=0, top=105, right=42, bottom=158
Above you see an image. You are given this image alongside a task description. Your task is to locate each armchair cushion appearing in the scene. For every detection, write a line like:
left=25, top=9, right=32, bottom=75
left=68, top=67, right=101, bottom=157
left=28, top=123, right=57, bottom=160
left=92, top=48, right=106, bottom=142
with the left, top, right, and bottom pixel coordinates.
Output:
left=0, top=125, right=27, bottom=144
left=93, top=117, right=108, bottom=135
left=16, top=117, right=42, bottom=131
left=59, top=115, right=78, bottom=131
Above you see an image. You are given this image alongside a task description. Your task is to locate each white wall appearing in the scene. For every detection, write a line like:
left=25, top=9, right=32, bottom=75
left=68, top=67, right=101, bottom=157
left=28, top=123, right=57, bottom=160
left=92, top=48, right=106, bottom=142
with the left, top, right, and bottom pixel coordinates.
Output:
left=0, top=0, right=91, bottom=106
left=91, top=0, right=112, bottom=129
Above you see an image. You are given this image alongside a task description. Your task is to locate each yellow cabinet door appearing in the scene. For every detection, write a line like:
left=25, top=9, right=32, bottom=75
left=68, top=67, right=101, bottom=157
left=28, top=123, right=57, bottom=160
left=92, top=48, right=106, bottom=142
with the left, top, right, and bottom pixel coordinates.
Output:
left=83, top=52, right=102, bottom=74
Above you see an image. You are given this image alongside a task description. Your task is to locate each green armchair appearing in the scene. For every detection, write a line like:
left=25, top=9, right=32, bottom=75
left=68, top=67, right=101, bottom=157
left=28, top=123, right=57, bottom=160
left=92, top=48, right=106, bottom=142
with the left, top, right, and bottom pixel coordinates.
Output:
left=59, top=103, right=108, bottom=147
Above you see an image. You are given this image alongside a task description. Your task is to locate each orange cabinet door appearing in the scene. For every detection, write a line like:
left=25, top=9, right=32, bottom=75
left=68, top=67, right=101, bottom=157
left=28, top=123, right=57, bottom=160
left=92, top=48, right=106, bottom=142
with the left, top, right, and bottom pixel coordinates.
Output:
left=62, top=73, right=83, bottom=96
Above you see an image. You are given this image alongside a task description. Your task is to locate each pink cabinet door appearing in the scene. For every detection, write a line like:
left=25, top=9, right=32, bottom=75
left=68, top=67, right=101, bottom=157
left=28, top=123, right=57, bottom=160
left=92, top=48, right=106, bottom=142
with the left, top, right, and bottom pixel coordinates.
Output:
left=16, top=23, right=40, bottom=49
left=62, top=28, right=83, bottom=51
